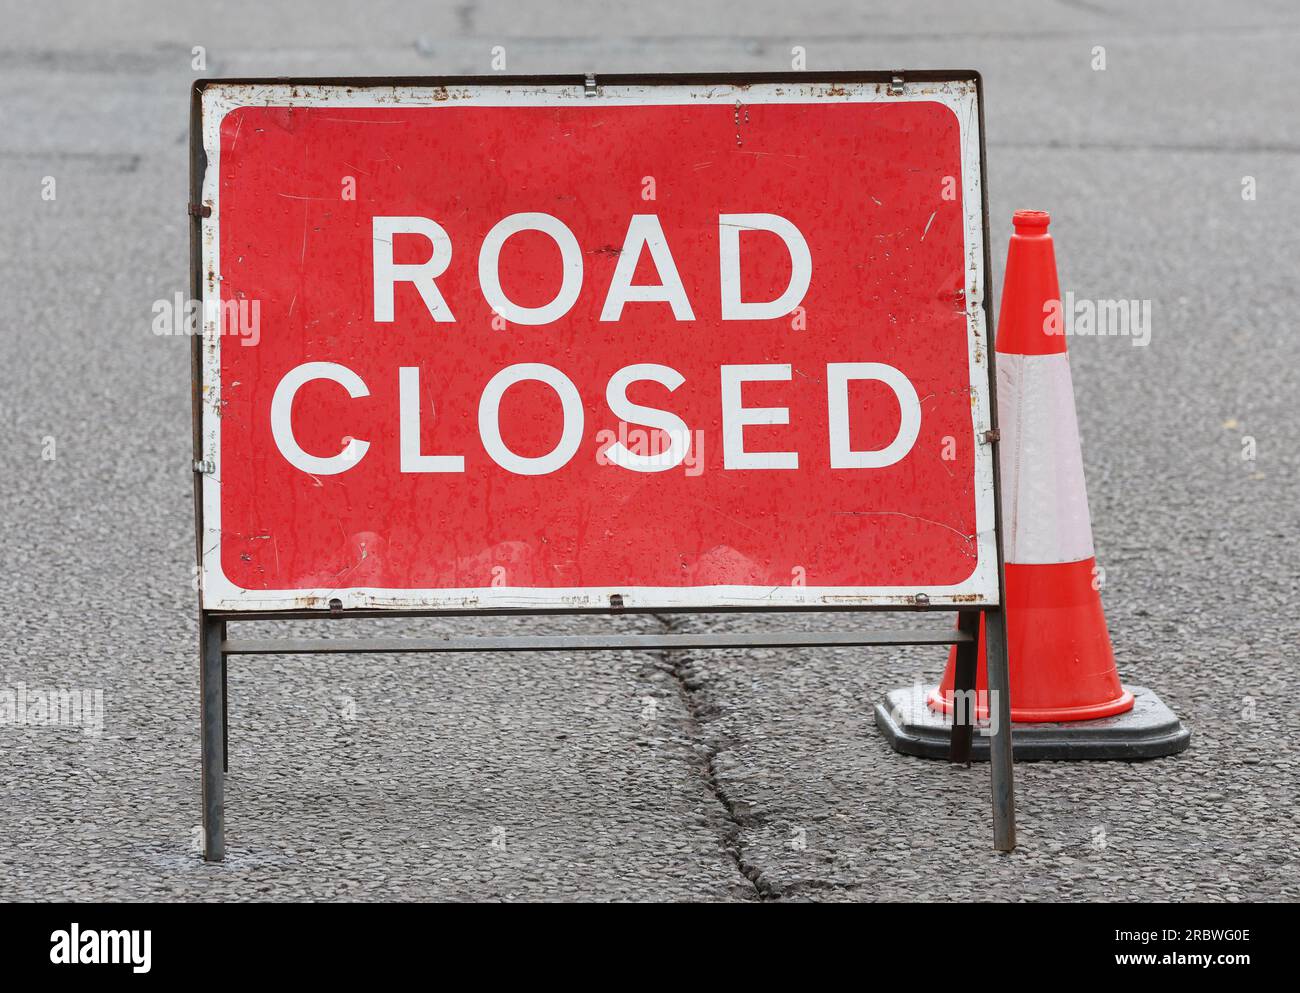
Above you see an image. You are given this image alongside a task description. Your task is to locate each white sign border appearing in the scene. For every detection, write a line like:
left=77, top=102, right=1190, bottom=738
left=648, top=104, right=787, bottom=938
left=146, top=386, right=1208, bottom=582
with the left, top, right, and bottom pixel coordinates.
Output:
left=198, top=78, right=998, bottom=612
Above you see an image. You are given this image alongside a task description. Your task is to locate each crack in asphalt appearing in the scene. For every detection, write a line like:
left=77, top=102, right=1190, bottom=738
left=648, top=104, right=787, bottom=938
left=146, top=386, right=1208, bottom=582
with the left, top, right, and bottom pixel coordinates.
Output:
left=652, top=612, right=777, bottom=901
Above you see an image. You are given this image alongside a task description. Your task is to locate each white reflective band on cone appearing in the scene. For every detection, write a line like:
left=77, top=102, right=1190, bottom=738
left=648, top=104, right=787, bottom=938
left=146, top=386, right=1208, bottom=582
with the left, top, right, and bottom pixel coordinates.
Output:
left=997, top=352, right=1096, bottom=564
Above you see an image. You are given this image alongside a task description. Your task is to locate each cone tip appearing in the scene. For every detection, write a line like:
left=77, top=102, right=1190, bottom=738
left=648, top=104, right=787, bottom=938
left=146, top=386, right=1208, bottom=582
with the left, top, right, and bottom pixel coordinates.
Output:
left=1012, top=210, right=1051, bottom=234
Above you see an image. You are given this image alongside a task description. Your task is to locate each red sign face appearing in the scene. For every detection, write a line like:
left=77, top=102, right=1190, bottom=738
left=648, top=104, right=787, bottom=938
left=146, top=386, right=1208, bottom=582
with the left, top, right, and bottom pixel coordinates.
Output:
left=198, top=80, right=996, bottom=612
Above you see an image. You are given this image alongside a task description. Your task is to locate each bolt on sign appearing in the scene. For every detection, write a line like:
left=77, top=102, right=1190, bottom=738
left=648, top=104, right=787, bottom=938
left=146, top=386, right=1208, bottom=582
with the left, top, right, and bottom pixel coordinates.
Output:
left=191, top=73, right=1015, bottom=860
left=196, top=76, right=997, bottom=612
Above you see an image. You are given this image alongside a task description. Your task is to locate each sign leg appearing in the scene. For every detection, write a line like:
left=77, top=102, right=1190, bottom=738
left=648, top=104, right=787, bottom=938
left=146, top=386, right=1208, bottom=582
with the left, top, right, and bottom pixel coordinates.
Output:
left=948, top=610, right=979, bottom=764
left=201, top=612, right=226, bottom=862
left=984, top=606, right=1016, bottom=851
left=221, top=619, right=229, bottom=773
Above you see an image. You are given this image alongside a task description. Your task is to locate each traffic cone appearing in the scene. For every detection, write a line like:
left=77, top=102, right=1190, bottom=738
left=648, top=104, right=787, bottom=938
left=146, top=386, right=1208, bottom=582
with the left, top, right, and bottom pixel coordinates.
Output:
left=876, top=210, right=1190, bottom=759
left=930, top=209, right=1130, bottom=722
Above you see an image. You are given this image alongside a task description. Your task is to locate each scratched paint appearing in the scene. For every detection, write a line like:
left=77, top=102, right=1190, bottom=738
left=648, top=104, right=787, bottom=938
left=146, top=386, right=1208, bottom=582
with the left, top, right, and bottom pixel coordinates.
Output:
left=196, top=79, right=997, bottom=612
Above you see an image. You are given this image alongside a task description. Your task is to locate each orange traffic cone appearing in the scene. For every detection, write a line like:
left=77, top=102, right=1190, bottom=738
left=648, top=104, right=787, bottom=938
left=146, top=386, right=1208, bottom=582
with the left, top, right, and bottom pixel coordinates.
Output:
left=930, top=209, right=1132, bottom=722
left=876, top=210, right=1189, bottom=759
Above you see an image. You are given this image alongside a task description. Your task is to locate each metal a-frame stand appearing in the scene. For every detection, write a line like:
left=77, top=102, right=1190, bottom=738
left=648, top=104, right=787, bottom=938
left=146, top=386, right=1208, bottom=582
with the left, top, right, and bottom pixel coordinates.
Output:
left=196, top=606, right=1014, bottom=861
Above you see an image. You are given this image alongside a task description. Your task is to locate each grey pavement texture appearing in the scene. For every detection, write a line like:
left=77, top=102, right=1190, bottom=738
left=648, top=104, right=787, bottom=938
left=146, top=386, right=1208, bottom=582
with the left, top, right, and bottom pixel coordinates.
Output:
left=1, top=0, right=1298, bottom=901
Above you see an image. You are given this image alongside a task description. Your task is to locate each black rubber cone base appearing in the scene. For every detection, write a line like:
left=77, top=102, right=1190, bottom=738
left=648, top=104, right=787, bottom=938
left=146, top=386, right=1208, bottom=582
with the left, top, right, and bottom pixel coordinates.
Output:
left=874, top=684, right=1190, bottom=761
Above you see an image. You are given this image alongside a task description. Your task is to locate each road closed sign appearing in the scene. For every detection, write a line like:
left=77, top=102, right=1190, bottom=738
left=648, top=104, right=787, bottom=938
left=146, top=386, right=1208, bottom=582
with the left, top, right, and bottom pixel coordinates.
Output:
left=194, top=74, right=998, bottom=613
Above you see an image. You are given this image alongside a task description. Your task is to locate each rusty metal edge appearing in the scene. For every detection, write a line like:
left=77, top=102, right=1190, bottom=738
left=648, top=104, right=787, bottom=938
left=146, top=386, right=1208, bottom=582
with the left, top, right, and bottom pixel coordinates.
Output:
left=973, top=69, right=1003, bottom=616
left=190, top=82, right=205, bottom=596
left=190, top=69, right=982, bottom=91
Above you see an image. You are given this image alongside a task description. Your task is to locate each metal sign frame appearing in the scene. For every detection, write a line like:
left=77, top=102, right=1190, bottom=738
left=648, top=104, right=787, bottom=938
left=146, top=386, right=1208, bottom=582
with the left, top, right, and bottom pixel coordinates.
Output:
left=189, top=70, right=1015, bottom=863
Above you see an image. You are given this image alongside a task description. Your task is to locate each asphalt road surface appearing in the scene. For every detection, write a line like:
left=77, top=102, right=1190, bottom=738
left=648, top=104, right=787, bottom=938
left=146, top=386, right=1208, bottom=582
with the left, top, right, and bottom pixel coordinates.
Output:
left=1, top=0, right=1297, bottom=901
